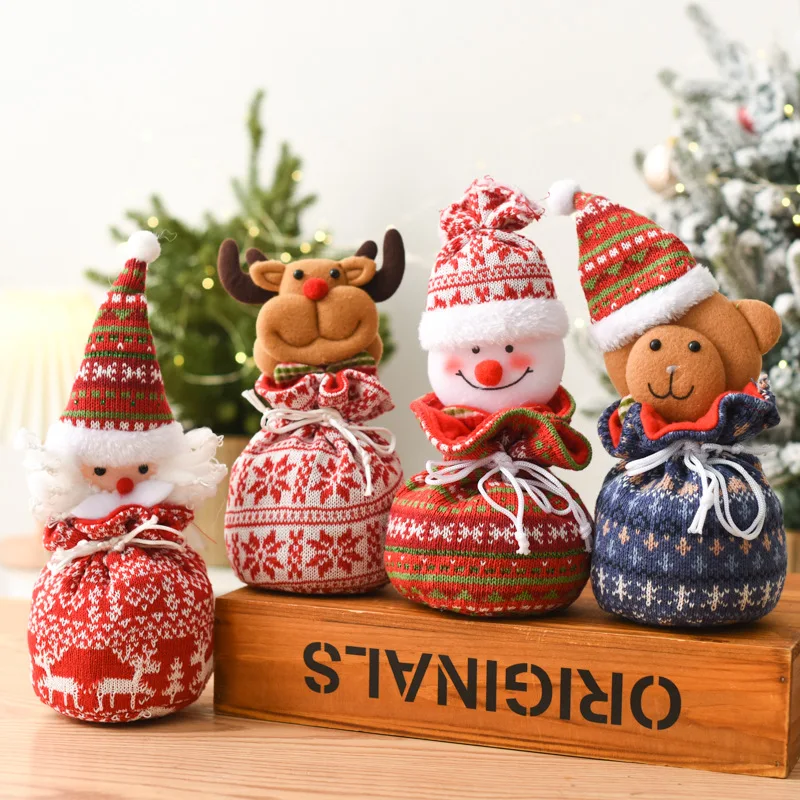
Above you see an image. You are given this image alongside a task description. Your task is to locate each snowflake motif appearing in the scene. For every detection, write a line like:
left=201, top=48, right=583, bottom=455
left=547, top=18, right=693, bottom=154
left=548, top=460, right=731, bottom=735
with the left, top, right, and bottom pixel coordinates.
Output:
left=241, top=530, right=284, bottom=581
left=306, top=529, right=364, bottom=577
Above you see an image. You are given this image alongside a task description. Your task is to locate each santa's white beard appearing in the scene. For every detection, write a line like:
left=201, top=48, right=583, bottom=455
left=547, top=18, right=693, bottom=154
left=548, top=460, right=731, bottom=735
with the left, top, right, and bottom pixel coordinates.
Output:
left=19, top=427, right=227, bottom=523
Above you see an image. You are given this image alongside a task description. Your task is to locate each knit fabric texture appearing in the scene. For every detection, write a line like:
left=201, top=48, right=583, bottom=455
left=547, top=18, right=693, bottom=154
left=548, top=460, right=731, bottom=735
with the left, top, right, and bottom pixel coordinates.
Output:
left=386, top=387, right=592, bottom=616
left=573, top=191, right=697, bottom=326
left=61, top=255, right=174, bottom=432
left=225, top=367, right=403, bottom=594
left=28, top=504, right=214, bottom=722
left=593, top=380, right=786, bottom=627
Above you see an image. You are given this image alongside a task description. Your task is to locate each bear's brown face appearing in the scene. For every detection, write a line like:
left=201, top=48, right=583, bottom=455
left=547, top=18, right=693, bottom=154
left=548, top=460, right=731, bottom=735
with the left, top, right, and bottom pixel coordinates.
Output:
left=603, top=292, right=782, bottom=422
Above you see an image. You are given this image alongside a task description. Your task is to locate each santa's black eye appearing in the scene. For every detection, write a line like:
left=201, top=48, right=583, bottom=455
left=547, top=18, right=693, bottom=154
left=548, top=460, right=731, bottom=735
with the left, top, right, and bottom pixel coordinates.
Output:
left=688, top=340, right=701, bottom=352
left=472, top=346, right=480, bottom=354
left=138, top=465, right=149, bottom=475
left=505, top=345, right=514, bottom=353
left=329, top=268, right=341, bottom=279
left=293, top=269, right=304, bottom=280
left=650, top=339, right=662, bottom=351
left=94, top=467, right=106, bottom=476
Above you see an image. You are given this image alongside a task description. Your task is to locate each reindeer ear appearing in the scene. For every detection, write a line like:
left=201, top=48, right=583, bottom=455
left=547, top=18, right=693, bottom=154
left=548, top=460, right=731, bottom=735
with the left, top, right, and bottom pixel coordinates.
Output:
left=339, top=256, right=376, bottom=287
left=249, top=260, right=285, bottom=291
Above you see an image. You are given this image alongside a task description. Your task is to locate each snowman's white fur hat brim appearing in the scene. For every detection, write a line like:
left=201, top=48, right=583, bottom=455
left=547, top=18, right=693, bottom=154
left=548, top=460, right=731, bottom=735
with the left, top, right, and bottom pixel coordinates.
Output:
left=418, top=298, right=569, bottom=351
left=44, top=420, right=184, bottom=467
left=589, top=266, right=719, bottom=352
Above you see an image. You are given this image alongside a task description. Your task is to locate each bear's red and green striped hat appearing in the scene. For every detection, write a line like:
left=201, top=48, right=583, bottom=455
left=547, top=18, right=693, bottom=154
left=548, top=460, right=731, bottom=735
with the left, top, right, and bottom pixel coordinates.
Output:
left=45, top=231, right=182, bottom=466
left=547, top=180, right=718, bottom=352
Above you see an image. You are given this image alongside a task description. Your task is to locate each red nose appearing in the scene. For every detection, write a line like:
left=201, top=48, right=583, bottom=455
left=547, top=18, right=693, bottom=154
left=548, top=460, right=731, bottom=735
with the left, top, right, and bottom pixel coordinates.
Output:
left=116, top=477, right=135, bottom=495
left=303, top=278, right=329, bottom=301
left=474, top=359, right=503, bottom=387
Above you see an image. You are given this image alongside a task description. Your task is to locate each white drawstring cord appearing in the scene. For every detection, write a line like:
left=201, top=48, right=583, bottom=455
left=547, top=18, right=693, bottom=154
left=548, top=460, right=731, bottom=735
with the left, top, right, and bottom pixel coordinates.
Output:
left=243, top=389, right=397, bottom=497
left=48, top=514, right=184, bottom=574
left=625, top=441, right=769, bottom=541
left=424, top=452, right=593, bottom=556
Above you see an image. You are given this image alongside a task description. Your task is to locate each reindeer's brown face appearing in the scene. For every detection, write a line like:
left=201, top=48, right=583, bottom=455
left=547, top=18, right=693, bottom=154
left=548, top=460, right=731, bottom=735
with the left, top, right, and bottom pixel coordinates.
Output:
left=218, top=230, right=405, bottom=378
left=252, top=257, right=380, bottom=373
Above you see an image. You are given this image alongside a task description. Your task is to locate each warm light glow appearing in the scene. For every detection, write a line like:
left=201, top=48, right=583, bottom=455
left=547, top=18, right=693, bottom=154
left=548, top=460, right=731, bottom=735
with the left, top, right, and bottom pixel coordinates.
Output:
left=675, top=183, right=686, bottom=194
left=299, top=242, right=311, bottom=254
left=248, top=225, right=260, bottom=237
left=779, top=359, right=789, bottom=369
left=793, top=214, right=800, bottom=226
left=173, top=354, right=185, bottom=367
left=202, top=277, right=214, bottom=290
left=782, top=197, right=792, bottom=207
left=687, top=141, right=699, bottom=152
left=234, top=351, right=247, bottom=364
left=147, top=216, right=159, bottom=228
left=291, top=169, right=303, bottom=182
left=314, top=230, right=326, bottom=242
left=280, top=252, right=292, bottom=263
left=573, top=318, right=586, bottom=329
left=785, top=104, right=795, bottom=117
left=205, top=264, right=215, bottom=276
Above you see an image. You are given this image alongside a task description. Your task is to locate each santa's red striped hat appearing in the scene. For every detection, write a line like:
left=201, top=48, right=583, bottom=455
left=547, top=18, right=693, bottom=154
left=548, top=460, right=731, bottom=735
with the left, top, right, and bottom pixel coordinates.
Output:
left=418, top=176, right=568, bottom=351
left=45, top=231, right=183, bottom=466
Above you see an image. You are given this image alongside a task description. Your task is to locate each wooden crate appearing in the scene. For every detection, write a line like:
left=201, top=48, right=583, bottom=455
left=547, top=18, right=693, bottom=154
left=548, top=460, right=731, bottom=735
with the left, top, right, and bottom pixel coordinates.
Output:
left=214, top=574, right=800, bottom=778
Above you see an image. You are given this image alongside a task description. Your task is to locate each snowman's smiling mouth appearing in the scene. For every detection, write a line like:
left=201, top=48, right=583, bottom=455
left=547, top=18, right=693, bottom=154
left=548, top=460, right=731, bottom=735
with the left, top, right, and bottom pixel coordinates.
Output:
left=455, top=368, right=533, bottom=391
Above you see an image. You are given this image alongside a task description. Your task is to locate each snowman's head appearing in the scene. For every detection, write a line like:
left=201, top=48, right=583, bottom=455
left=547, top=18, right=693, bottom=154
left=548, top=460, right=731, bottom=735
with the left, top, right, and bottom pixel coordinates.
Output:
left=428, top=336, right=565, bottom=413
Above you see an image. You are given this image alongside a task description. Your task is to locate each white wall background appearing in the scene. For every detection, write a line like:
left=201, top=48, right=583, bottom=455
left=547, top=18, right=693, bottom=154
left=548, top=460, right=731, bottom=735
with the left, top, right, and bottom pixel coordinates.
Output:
left=1, top=0, right=798, bottom=534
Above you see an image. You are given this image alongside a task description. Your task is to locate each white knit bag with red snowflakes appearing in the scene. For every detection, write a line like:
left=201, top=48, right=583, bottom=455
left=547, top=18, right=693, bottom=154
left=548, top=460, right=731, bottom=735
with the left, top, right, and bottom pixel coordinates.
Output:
left=28, top=504, right=214, bottom=723
left=226, top=367, right=403, bottom=594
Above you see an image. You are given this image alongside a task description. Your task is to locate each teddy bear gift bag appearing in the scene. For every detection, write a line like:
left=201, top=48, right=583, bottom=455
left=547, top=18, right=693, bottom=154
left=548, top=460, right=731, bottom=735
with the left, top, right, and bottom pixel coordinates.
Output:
left=20, top=233, right=226, bottom=722
left=386, top=178, right=593, bottom=616
left=550, top=182, right=787, bottom=626
left=220, top=231, right=405, bottom=593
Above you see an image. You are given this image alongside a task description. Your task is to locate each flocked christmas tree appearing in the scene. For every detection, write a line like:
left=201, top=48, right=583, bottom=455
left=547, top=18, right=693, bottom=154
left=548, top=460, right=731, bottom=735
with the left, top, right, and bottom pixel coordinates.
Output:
left=633, top=4, right=800, bottom=525
left=87, top=90, right=394, bottom=436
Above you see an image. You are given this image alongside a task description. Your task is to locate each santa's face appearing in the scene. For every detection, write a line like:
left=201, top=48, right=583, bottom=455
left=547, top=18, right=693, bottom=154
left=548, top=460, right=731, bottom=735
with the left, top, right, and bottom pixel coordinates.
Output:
left=79, top=462, right=157, bottom=495
left=427, top=337, right=565, bottom=413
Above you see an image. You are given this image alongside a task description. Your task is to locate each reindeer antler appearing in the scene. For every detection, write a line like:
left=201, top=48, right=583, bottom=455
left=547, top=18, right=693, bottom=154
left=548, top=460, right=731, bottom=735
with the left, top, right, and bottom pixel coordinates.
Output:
left=361, top=229, right=405, bottom=303
left=218, top=239, right=276, bottom=305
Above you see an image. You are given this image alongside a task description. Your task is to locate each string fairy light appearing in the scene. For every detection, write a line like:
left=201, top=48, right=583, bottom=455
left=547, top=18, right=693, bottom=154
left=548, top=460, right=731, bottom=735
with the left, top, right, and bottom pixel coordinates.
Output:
left=280, top=252, right=292, bottom=263
left=248, top=225, right=260, bottom=237
left=313, top=230, right=326, bottom=243
left=291, top=170, right=303, bottom=182
left=779, top=359, right=789, bottom=369
left=675, top=182, right=686, bottom=194
left=234, top=351, right=247, bottom=364
left=173, top=354, right=185, bottom=367
left=202, top=277, right=214, bottom=290
left=299, top=242, right=311, bottom=254
left=147, top=216, right=159, bottom=229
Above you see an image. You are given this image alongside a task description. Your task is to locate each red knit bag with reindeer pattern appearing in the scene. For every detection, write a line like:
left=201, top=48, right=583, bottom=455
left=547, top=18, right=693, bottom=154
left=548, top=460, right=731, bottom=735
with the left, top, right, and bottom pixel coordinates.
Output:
left=28, top=504, right=214, bottom=723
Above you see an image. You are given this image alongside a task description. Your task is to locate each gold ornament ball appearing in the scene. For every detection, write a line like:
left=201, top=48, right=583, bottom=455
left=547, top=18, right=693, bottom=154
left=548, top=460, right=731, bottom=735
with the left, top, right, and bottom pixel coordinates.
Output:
left=643, top=142, right=676, bottom=194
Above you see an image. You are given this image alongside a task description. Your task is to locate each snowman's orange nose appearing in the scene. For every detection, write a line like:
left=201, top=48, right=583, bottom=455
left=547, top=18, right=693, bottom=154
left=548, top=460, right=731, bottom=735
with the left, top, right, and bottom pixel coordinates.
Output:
left=116, top=477, right=135, bottom=495
left=474, top=359, right=503, bottom=387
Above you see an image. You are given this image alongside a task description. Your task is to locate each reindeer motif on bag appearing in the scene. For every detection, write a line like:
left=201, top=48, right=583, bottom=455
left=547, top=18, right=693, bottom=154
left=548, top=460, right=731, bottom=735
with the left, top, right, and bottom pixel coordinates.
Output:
left=32, top=647, right=81, bottom=711
left=95, top=646, right=161, bottom=712
left=219, top=229, right=407, bottom=594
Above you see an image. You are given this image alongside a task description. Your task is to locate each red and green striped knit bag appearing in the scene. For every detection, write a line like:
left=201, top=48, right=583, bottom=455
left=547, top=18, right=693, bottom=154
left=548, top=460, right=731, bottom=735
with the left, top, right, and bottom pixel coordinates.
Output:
left=385, top=387, right=593, bottom=616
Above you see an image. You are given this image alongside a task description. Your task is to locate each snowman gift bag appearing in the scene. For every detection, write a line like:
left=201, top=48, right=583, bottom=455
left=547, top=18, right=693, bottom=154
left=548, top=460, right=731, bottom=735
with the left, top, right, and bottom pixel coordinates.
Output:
left=386, top=177, right=593, bottom=616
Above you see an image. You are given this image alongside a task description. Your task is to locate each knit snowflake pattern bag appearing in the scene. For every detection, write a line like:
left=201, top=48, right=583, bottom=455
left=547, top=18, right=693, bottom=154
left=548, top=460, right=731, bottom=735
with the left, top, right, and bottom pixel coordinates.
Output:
left=593, top=379, right=786, bottom=626
left=28, top=504, right=214, bottom=723
left=385, top=388, right=593, bottom=616
left=226, top=362, right=403, bottom=593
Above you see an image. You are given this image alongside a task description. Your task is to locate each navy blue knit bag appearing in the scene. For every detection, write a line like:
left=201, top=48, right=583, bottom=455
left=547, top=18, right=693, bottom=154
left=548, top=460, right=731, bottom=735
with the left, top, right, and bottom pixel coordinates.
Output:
left=593, top=380, right=786, bottom=627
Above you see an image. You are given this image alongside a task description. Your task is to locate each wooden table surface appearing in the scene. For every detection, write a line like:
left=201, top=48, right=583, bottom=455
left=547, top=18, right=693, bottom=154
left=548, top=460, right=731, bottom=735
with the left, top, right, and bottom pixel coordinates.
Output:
left=1, top=599, right=797, bottom=800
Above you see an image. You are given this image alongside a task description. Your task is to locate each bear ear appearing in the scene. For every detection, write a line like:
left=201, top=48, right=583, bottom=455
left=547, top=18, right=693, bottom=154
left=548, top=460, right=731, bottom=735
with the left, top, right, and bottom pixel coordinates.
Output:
left=736, top=299, right=782, bottom=354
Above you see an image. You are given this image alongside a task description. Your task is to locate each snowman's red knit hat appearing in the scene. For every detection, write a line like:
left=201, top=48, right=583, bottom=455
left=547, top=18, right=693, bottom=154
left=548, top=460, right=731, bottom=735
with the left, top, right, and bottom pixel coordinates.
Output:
left=45, top=231, right=183, bottom=466
left=547, top=179, right=718, bottom=352
left=418, top=176, right=568, bottom=351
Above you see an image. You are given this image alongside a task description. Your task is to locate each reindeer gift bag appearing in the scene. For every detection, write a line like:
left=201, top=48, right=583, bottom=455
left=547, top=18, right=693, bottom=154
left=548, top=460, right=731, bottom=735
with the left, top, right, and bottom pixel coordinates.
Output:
left=219, top=230, right=405, bottom=593
left=19, top=232, right=226, bottom=722
left=550, top=181, right=787, bottom=626
left=386, top=178, right=593, bottom=617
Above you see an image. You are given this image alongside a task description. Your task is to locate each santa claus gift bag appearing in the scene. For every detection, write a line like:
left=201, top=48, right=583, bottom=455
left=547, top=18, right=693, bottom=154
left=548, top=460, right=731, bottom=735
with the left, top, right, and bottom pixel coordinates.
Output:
left=219, top=230, right=405, bottom=593
left=386, top=177, right=594, bottom=617
left=19, top=232, right=227, bottom=722
left=550, top=182, right=786, bottom=626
